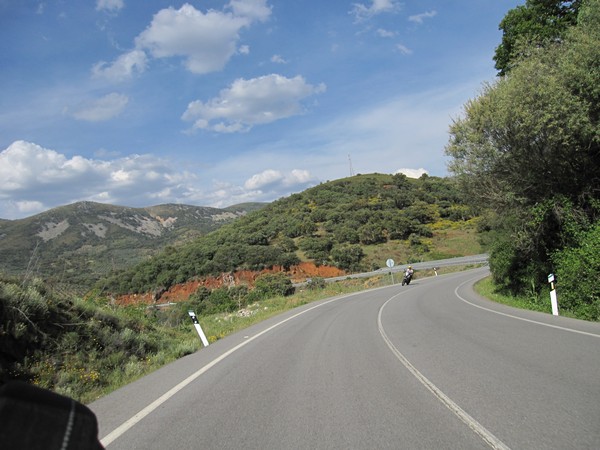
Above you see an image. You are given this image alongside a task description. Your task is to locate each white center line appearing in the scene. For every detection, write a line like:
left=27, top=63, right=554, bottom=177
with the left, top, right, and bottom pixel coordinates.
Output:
left=378, top=291, right=512, bottom=450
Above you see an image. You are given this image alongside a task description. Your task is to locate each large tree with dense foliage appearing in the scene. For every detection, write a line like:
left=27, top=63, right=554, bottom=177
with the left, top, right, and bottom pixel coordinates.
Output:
left=446, top=0, right=599, bottom=318
left=494, top=0, right=581, bottom=75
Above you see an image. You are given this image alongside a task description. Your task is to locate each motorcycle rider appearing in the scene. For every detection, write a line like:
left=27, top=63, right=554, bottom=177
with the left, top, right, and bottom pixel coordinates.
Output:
left=402, top=265, right=414, bottom=285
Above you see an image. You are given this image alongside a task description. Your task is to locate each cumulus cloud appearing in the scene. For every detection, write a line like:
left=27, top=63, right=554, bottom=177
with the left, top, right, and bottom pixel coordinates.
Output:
left=243, top=168, right=315, bottom=195
left=72, top=93, right=129, bottom=122
left=409, top=10, right=437, bottom=24
left=286, top=169, right=312, bottom=186
left=92, top=1, right=271, bottom=82
left=135, top=4, right=246, bottom=74
left=96, top=0, right=124, bottom=13
left=182, top=74, right=326, bottom=133
left=350, top=0, right=400, bottom=22
left=0, top=141, right=317, bottom=220
left=244, top=169, right=283, bottom=190
left=395, top=168, right=428, bottom=178
left=92, top=50, right=147, bottom=82
left=0, top=141, right=195, bottom=219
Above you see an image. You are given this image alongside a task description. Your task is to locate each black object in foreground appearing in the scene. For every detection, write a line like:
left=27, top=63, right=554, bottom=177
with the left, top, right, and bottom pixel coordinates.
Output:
left=0, top=381, right=103, bottom=450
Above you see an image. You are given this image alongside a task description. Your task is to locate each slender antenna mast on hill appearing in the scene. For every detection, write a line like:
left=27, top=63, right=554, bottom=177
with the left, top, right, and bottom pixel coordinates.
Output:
left=348, top=154, right=354, bottom=176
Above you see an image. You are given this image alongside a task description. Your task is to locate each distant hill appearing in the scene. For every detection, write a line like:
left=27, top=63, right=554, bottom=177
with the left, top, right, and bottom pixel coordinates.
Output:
left=0, top=201, right=265, bottom=287
left=100, top=173, right=483, bottom=296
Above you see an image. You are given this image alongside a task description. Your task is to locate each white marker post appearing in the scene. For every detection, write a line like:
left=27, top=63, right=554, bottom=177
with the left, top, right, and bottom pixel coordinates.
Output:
left=548, top=273, right=559, bottom=316
left=386, top=259, right=395, bottom=284
left=188, top=310, right=210, bottom=347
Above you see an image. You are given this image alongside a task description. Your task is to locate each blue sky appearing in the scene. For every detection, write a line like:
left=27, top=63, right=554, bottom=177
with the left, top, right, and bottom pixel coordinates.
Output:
left=0, top=0, right=522, bottom=220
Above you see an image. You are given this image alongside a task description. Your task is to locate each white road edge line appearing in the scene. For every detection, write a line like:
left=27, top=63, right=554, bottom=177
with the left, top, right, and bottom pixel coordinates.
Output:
left=455, top=276, right=600, bottom=339
left=101, top=292, right=363, bottom=447
left=378, top=292, right=511, bottom=450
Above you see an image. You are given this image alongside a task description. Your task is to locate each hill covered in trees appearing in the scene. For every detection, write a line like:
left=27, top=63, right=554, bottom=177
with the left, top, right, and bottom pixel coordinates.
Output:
left=98, top=173, right=480, bottom=296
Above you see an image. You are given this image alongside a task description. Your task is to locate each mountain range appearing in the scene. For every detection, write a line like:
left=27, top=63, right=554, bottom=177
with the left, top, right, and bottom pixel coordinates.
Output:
left=0, top=201, right=265, bottom=288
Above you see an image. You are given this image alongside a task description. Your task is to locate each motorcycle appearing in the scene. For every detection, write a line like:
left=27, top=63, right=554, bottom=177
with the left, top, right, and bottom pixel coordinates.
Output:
left=401, top=269, right=413, bottom=286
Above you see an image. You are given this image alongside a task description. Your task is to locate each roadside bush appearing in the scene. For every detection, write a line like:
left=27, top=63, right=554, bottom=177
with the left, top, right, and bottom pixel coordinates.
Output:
left=553, top=222, right=600, bottom=320
left=1, top=275, right=191, bottom=402
left=306, top=277, right=326, bottom=290
left=251, top=273, right=294, bottom=300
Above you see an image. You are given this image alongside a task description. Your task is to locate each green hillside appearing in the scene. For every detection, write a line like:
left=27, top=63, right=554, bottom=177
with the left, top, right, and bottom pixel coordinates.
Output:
left=1, top=173, right=483, bottom=402
left=100, top=173, right=481, bottom=296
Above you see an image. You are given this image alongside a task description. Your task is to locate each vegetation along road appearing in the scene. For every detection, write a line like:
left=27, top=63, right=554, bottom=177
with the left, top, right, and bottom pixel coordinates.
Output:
left=90, top=267, right=600, bottom=449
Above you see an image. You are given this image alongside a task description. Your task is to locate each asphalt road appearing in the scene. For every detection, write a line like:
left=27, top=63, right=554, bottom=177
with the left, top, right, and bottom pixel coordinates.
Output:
left=90, top=267, right=600, bottom=449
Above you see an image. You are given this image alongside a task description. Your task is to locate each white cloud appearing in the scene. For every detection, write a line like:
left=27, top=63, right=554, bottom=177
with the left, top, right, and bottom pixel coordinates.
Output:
left=271, top=54, right=287, bottom=64
left=72, top=93, right=129, bottom=122
left=377, top=28, right=396, bottom=38
left=396, top=43, right=412, bottom=55
left=242, top=168, right=315, bottom=198
left=92, top=2, right=271, bottom=80
left=0, top=141, right=197, bottom=218
left=395, top=168, right=428, bottom=178
left=92, top=50, right=147, bottom=82
left=409, top=10, right=437, bottom=24
left=135, top=4, right=244, bottom=74
left=136, top=2, right=269, bottom=75
left=286, top=169, right=312, bottom=186
left=0, top=140, right=316, bottom=220
left=227, top=0, right=272, bottom=22
left=96, top=0, right=124, bottom=13
left=244, top=169, right=283, bottom=189
left=182, top=74, right=326, bottom=133
left=350, top=0, right=400, bottom=22
left=243, top=169, right=311, bottom=190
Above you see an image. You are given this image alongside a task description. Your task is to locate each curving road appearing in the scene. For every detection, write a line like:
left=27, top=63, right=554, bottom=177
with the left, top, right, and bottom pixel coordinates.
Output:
left=90, top=268, right=600, bottom=449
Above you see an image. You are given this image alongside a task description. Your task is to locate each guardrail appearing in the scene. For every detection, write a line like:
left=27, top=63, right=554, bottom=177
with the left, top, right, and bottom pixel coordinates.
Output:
left=296, top=254, right=489, bottom=286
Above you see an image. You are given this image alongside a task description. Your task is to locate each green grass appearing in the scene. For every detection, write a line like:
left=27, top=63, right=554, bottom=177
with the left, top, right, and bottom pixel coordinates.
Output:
left=473, top=276, right=565, bottom=316
left=362, top=220, right=482, bottom=270
left=4, top=264, right=486, bottom=404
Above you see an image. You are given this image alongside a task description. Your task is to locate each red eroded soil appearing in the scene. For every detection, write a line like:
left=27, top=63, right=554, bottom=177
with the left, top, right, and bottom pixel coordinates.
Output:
left=116, top=262, right=345, bottom=306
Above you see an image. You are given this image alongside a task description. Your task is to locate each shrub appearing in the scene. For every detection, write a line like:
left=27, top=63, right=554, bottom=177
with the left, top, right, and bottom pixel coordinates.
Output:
left=553, top=223, right=600, bottom=320
left=331, top=244, right=364, bottom=272
left=306, top=277, right=326, bottom=290
left=252, top=273, right=294, bottom=300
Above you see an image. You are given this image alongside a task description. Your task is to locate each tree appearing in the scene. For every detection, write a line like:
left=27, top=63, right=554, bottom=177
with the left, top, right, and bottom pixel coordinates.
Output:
left=358, top=222, right=386, bottom=245
left=331, top=244, right=364, bottom=271
left=299, top=237, right=333, bottom=263
left=494, top=0, right=581, bottom=76
left=446, top=0, right=599, bottom=300
left=553, top=222, right=600, bottom=320
left=448, top=0, right=599, bottom=214
left=252, top=273, right=294, bottom=299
